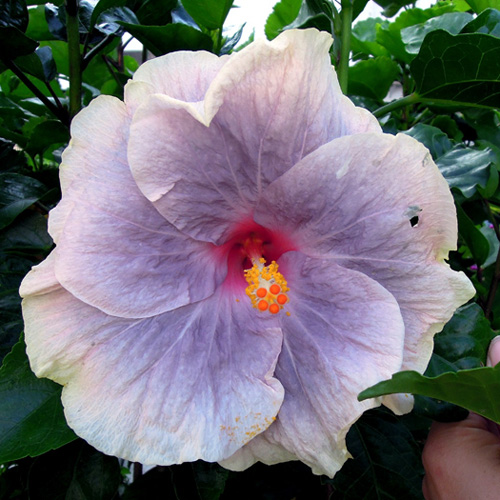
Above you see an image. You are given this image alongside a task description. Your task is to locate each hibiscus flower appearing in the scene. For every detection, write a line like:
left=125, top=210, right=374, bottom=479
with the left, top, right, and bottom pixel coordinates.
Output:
left=20, top=28, right=474, bottom=477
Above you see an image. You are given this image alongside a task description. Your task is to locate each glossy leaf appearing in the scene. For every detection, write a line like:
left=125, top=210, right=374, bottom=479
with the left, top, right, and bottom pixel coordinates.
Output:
left=348, top=56, right=399, bottom=100
left=431, top=304, right=494, bottom=370
left=401, top=12, right=473, bottom=55
left=0, top=0, right=29, bottom=31
left=405, top=123, right=452, bottom=159
left=0, top=211, right=53, bottom=251
left=15, top=46, right=56, bottom=82
left=0, top=173, right=48, bottom=229
left=411, top=30, right=500, bottom=108
left=330, top=409, right=424, bottom=499
left=0, top=337, right=77, bottom=463
left=359, top=364, right=500, bottom=424
left=464, top=0, right=500, bottom=13
left=376, top=4, right=465, bottom=63
left=220, top=24, right=244, bottom=55
left=265, top=0, right=301, bottom=40
left=120, top=22, right=213, bottom=56
left=285, top=0, right=332, bottom=32
left=461, top=8, right=500, bottom=36
left=437, top=146, right=496, bottom=197
left=131, top=0, right=177, bottom=26
left=181, top=0, right=233, bottom=30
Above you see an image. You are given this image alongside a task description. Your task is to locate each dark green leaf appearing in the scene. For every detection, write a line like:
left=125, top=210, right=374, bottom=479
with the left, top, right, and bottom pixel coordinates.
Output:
left=129, top=0, right=177, bottom=26
left=351, top=17, right=390, bottom=58
left=285, top=0, right=332, bottom=33
left=265, top=0, right=301, bottom=40
left=0, top=254, right=32, bottom=364
left=461, top=8, right=500, bottom=36
left=438, top=146, right=495, bottom=197
left=405, top=123, right=453, bottom=159
left=27, top=440, right=122, bottom=500
left=411, top=31, right=500, bottom=108
left=330, top=409, right=424, bottom=499
left=457, top=203, right=490, bottom=265
left=0, top=211, right=52, bottom=251
left=480, top=221, right=500, bottom=267
left=374, top=0, right=415, bottom=18
left=120, top=22, right=213, bottom=56
left=464, top=0, right=500, bottom=14
left=432, top=304, right=494, bottom=370
left=15, top=46, right=56, bottom=82
left=88, top=0, right=138, bottom=37
left=90, top=0, right=126, bottom=30
left=353, top=0, right=370, bottom=21
left=0, top=337, right=77, bottom=462
left=0, top=0, right=28, bottom=31
left=359, top=364, right=500, bottom=424
left=1, top=1, right=28, bottom=40
left=0, top=173, right=48, bottom=229
left=0, top=26, right=38, bottom=58
left=375, top=4, right=463, bottom=63
left=25, top=119, right=69, bottom=155
left=348, top=56, right=399, bottom=100
left=192, top=462, right=229, bottom=500
left=431, top=115, right=464, bottom=142
left=181, top=0, right=233, bottom=30
left=401, top=12, right=473, bottom=55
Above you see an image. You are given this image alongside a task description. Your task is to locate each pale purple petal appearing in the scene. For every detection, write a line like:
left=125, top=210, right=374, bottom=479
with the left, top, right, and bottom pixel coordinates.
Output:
left=125, top=50, right=229, bottom=110
left=222, top=252, right=405, bottom=477
left=255, top=133, right=474, bottom=375
left=22, top=260, right=284, bottom=464
left=127, top=29, right=380, bottom=244
left=48, top=95, right=225, bottom=318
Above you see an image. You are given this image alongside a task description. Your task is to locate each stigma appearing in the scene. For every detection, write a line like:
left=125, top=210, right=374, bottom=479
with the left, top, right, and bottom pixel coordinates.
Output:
left=244, top=257, right=289, bottom=314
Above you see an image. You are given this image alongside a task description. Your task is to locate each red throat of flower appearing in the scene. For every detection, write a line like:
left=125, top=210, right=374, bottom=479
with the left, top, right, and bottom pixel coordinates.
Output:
left=222, top=220, right=295, bottom=315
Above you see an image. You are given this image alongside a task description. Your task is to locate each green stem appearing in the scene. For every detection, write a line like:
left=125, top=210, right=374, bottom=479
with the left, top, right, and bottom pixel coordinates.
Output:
left=373, top=93, right=420, bottom=118
left=66, top=0, right=82, bottom=119
left=338, top=0, right=353, bottom=94
left=2, top=59, right=69, bottom=126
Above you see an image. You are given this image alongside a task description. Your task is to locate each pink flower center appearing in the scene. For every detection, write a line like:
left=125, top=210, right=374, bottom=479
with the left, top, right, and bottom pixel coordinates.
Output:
left=221, top=220, right=296, bottom=315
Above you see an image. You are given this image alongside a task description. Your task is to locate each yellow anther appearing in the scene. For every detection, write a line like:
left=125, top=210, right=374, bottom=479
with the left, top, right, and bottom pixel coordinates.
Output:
left=244, top=258, right=289, bottom=315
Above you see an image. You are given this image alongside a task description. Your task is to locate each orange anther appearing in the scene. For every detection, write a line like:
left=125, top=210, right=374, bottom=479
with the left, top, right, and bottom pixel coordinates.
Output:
left=277, top=294, right=287, bottom=305
left=269, top=303, right=279, bottom=314
left=269, top=284, right=280, bottom=295
left=258, top=300, right=268, bottom=311
left=256, top=287, right=267, bottom=298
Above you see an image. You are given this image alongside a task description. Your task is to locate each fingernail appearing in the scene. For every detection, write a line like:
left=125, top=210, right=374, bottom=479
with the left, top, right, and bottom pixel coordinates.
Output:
left=487, top=336, right=500, bottom=367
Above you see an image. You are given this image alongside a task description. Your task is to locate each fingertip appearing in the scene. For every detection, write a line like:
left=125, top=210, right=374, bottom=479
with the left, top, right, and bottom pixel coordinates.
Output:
left=487, top=335, right=500, bottom=367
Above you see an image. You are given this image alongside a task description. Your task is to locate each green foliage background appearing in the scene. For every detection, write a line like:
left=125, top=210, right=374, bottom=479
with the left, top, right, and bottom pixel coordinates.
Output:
left=1, top=0, right=500, bottom=498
